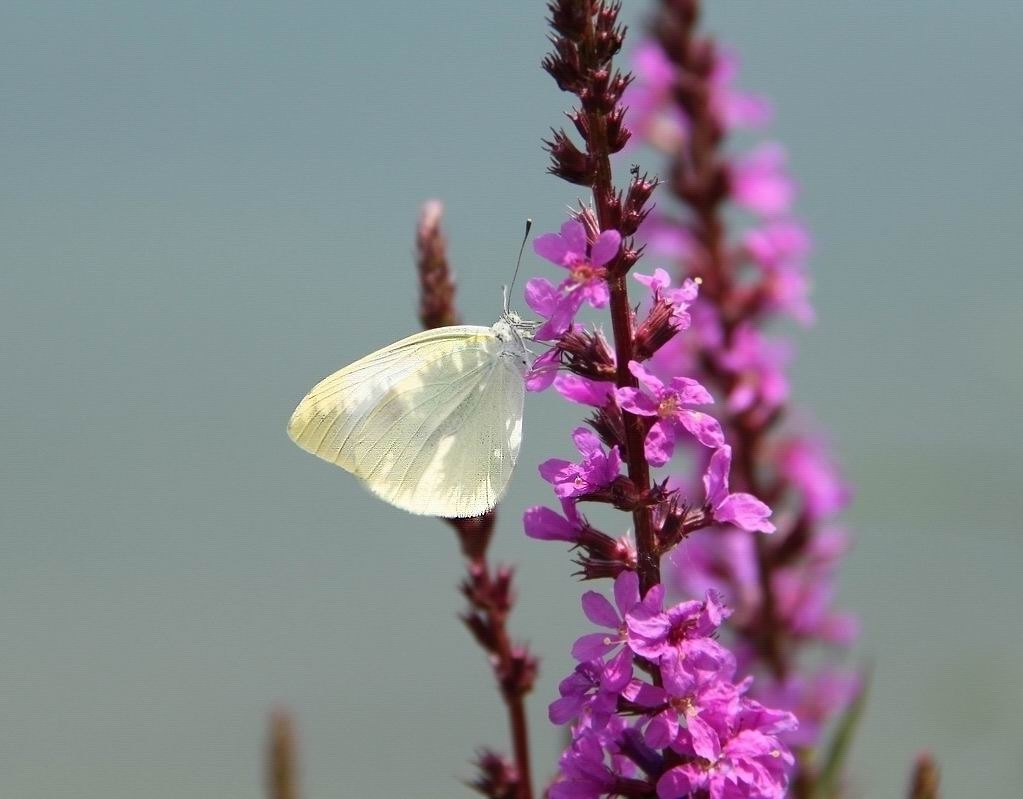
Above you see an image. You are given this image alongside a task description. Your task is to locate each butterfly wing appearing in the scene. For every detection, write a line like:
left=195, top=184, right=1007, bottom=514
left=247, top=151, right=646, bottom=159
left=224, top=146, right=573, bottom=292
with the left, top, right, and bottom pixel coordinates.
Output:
left=287, top=325, right=527, bottom=517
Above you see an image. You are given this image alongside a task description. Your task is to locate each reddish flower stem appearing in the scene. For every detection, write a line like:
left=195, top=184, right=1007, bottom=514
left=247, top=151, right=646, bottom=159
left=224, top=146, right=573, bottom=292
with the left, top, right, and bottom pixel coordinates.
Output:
left=456, top=528, right=535, bottom=799
left=416, top=204, right=535, bottom=799
left=554, top=0, right=661, bottom=594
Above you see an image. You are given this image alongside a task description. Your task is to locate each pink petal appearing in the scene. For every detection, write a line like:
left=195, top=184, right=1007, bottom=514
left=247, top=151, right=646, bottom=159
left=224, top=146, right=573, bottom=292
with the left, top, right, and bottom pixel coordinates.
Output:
left=612, top=570, right=640, bottom=615
left=602, top=647, right=634, bottom=691
left=585, top=280, right=610, bottom=307
left=523, top=276, right=558, bottom=316
left=560, top=219, right=587, bottom=255
left=533, top=232, right=570, bottom=266
left=687, top=712, right=722, bottom=761
left=615, top=386, right=659, bottom=416
left=525, top=349, right=560, bottom=392
left=627, top=360, right=665, bottom=394
left=591, top=229, right=622, bottom=266
left=703, top=446, right=732, bottom=505
left=539, top=458, right=573, bottom=483
left=581, top=590, right=621, bottom=628
left=571, top=427, right=602, bottom=456
left=657, top=766, right=704, bottom=799
left=632, top=39, right=675, bottom=88
left=679, top=410, right=725, bottom=448
left=644, top=421, right=675, bottom=467
left=523, top=505, right=579, bottom=542
left=634, top=267, right=671, bottom=293
left=548, top=696, right=580, bottom=725
left=644, top=712, right=675, bottom=749
left=668, top=376, right=714, bottom=405
left=571, top=631, right=615, bottom=661
left=715, top=492, right=775, bottom=533
left=555, top=374, right=613, bottom=406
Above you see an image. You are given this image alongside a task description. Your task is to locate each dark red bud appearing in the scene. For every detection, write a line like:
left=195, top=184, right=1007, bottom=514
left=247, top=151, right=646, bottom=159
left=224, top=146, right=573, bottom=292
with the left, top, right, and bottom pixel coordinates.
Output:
left=544, top=129, right=595, bottom=186
left=635, top=299, right=681, bottom=361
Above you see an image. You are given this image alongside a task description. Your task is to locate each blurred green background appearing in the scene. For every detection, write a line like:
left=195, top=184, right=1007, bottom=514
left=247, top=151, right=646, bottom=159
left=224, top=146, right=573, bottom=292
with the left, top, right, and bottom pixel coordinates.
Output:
left=2, top=1, right=1021, bottom=797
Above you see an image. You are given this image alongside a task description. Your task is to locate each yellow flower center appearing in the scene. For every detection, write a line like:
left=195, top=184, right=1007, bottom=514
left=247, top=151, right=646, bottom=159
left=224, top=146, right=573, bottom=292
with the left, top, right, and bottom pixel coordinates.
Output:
left=569, top=258, right=604, bottom=286
left=657, top=395, right=680, bottom=418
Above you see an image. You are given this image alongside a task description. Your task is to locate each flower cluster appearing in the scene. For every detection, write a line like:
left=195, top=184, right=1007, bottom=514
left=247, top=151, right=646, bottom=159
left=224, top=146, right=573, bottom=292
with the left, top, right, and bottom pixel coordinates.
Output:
left=525, top=218, right=777, bottom=547
left=523, top=1, right=798, bottom=797
left=619, top=0, right=861, bottom=785
left=549, top=573, right=797, bottom=799
left=524, top=216, right=793, bottom=796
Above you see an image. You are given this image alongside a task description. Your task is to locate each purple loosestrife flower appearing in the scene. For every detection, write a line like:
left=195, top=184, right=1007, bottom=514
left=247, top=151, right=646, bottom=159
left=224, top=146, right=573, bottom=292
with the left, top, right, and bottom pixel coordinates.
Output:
left=776, top=436, right=854, bottom=522
left=710, top=49, right=773, bottom=130
left=656, top=708, right=796, bottom=799
left=743, top=220, right=814, bottom=325
left=547, top=573, right=796, bottom=799
left=524, top=499, right=638, bottom=580
left=549, top=659, right=624, bottom=729
left=622, top=40, right=688, bottom=153
left=730, top=143, right=796, bottom=219
left=703, top=446, right=776, bottom=534
left=615, top=361, right=724, bottom=465
left=523, top=501, right=585, bottom=543
left=550, top=717, right=643, bottom=799
left=553, top=373, right=615, bottom=408
left=624, top=42, right=771, bottom=153
left=754, top=671, right=862, bottom=750
left=573, top=571, right=658, bottom=663
left=626, top=586, right=734, bottom=696
left=634, top=268, right=700, bottom=328
left=539, top=428, right=623, bottom=500
left=718, top=325, right=792, bottom=417
left=526, top=219, right=621, bottom=341
left=525, top=346, right=562, bottom=392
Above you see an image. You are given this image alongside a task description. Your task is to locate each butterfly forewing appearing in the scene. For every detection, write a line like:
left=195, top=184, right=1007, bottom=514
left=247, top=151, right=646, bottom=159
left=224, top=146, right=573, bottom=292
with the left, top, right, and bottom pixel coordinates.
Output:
left=287, top=323, right=528, bottom=517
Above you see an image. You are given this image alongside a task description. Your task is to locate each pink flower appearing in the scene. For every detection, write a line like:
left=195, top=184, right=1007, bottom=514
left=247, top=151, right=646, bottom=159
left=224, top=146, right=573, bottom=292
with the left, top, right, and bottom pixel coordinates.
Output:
left=615, top=361, right=724, bottom=466
left=730, top=142, right=795, bottom=218
left=776, top=437, right=853, bottom=521
left=539, top=428, right=622, bottom=499
left=744, top=220, right=814, bottom=325
left=525, top=346, right=561, bottom=392
left=523, top=501, right=583, bottom=542
left=703, top=446, right=775, bottom=533
left=711, top=49, right=773, bottom=129
left=753, top=670, right=862, bottom=748
left=527, top=220, right=621, bottom=340
left=744, top=220, right=811, bottom=269
left=627, top=589, right=733, bottom=695
left=554, top=373, right=615, bottom=407
left=548, top=659, right=622, bottom=728
left=573, top=572, right=658, bottom=662
left=634, top=269, right=700, bottom=328
left=719, top=325, right=791, bottom=415
left=622, top=40, right=689, bottom=152
left=656, top=716, right=796, bottom=799
left=637, top=212, right=698, bottom=261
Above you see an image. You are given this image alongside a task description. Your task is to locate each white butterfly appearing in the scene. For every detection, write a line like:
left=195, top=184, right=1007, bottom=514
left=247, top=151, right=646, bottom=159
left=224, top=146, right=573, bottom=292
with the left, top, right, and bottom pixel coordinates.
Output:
left=287, top=311, right=536, bottom=517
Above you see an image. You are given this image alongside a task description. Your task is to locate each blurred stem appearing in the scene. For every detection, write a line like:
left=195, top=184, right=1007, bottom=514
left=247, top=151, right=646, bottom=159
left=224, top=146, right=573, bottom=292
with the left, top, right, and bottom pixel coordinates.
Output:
left=266, top=709, right=298, bottom=799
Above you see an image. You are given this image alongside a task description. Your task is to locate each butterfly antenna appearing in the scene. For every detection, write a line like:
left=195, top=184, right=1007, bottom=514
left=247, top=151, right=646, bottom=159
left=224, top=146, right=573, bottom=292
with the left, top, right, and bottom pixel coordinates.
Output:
left=504, top=218, right=533, bottom=315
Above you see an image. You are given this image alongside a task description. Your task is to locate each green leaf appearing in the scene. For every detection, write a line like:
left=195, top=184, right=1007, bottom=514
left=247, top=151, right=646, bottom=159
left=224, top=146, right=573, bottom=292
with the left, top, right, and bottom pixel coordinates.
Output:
left=815, top=664, right=871, bottom=799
